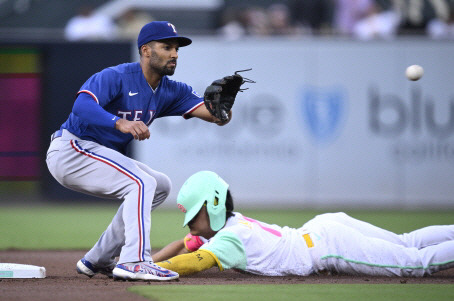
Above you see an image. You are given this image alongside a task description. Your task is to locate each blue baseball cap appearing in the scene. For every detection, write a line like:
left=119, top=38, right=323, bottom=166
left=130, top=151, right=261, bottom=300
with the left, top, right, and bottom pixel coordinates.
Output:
left=137, top=21, right=192, bottom=49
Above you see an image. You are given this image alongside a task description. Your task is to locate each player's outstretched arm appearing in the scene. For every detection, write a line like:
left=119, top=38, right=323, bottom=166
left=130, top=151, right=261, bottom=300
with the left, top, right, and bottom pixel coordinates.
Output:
left=152, top=239, right=188, bottom=262
left=190, top=105, right=232, bottom=126
left=155, top=250, right=218, bottom=276
left=152, top=233, right=205, bottom=262
left=115, top=119, right=150, bottom=140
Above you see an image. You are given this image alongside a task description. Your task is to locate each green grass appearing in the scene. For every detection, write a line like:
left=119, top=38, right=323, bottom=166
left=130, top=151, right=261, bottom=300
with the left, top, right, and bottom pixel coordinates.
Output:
left=128, top=284, right=454, bottom=301
left=0, top=205, right=186, bottom=249
left=0, top=205, right=117, bottom=249
left=0, top=206, right=453, bottom=249
left=1, top=206, right=453, bottom=301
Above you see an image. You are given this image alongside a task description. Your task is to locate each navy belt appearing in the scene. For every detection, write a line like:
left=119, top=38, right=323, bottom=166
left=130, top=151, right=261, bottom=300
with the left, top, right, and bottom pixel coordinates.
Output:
left=51, top=130, right=63, bottom=141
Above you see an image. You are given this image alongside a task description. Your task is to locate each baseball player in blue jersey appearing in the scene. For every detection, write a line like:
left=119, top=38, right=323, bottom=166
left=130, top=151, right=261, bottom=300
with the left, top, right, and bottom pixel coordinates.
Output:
left=152, top=171, right=454, bottom=278
left=45, top=21, right=249, bottom=281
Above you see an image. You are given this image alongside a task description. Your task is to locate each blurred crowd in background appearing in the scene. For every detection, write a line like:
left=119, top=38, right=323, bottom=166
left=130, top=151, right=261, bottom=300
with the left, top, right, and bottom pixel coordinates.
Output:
left=0, top=0, right=454, bottom=42
left=217, top=0, right=454, bottom=40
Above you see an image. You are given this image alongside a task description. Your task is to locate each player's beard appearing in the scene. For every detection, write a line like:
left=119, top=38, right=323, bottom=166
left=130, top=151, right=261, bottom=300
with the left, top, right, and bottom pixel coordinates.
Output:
left=161, top=60, right=177, bottom=76
left=150, top=51, right=176, bottom=76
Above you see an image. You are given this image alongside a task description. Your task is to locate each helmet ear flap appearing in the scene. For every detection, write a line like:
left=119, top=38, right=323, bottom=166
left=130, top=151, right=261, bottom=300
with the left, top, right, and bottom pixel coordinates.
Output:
left=177, top=171, right=228, bottom=231
left=206, top=182, right=228, bottom=232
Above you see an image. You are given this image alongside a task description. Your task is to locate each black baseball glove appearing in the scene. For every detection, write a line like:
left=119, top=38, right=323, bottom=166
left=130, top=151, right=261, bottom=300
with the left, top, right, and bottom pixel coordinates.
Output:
left=204, top=69, right=254, bottom=122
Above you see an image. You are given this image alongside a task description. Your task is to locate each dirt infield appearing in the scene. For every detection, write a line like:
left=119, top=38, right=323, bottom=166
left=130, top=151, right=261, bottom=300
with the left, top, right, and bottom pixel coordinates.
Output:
left=1, top=250, right=453, bottom=301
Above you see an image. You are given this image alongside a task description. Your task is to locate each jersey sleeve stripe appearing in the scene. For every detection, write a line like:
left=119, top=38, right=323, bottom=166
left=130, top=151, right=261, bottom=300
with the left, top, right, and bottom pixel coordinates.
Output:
left=70, top=139, right=146, bottom=262
left=77, top=90, right=100, bottom=104
left=182, top=101, right=204, bottom=119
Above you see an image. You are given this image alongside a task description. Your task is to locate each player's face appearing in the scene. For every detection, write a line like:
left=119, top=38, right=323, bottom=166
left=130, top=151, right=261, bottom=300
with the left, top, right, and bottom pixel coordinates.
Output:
left=148, top=40, right=179, bottom=76
left=187, top=205, right=217, bottom=239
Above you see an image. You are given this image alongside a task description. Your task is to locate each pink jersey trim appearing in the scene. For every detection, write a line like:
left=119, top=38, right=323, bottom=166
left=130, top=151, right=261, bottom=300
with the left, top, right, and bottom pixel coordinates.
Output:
left=78, top=90, right=99, bottom=104
left=243, top=216, right=282, bottom=237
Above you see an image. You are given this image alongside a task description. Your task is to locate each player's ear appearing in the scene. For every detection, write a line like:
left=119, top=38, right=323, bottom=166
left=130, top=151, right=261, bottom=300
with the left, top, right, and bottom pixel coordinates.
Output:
left=140, top=44, right=148, bottom=57
left=140, top=43, right=153, bottom=57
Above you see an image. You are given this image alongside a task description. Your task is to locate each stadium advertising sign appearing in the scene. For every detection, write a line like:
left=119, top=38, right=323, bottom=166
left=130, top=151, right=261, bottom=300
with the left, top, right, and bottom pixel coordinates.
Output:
left=134, top=39, right=454, bottom=208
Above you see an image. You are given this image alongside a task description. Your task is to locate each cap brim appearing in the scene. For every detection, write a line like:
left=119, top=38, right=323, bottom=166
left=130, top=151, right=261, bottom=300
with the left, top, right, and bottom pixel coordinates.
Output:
left=182, top=201, right=204, bottom=227
left=155, top=36, right=192, bottom=47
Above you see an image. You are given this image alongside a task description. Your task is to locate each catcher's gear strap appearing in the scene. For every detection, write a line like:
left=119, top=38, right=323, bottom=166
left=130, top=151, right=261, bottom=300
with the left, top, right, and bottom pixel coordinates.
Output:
left=184, top=233, right=204, bottom=252
left=155, top=249, right=221, bottom=276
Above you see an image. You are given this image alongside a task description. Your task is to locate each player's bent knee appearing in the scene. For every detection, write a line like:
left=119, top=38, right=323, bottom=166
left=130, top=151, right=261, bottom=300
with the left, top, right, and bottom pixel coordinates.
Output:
left=142, top=176, right=158, bottom=193
left=330, top=212, right=348, bottom=219
left=156, top=173, right=172, bottom=197
left=313, top=212, right=348, bottom=222
left=123, top=174, right=157, bottom=196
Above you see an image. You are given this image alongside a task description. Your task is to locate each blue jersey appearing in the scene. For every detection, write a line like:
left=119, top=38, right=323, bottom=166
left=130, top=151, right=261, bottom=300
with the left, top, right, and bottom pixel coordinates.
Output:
left=60, top=62, right=204, bottom=154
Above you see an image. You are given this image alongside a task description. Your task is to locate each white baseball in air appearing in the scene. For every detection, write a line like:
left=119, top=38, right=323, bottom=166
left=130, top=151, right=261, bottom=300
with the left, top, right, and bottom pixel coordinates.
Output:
left=405, top=65, right=424, bottom=81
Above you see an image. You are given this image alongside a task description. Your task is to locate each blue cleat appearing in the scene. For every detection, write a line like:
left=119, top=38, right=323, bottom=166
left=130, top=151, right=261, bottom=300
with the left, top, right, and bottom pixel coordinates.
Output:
left=76, top=258, right=115, bottom=278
